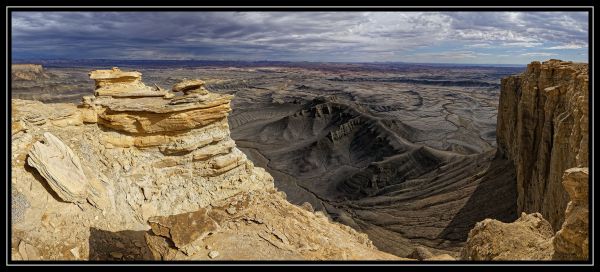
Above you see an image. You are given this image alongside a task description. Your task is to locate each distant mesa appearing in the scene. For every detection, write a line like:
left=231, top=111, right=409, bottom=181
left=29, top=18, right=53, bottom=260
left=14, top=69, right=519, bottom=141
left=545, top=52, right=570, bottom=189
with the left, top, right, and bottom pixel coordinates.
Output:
left=12, top=64, right=50, bottom=81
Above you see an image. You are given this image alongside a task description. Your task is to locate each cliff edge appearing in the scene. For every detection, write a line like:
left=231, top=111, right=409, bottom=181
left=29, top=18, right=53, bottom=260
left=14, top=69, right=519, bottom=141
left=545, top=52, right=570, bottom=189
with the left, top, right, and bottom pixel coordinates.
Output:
left=497, top=59, right=588, bottom=230
left=464, top=60, right=589, bottom=261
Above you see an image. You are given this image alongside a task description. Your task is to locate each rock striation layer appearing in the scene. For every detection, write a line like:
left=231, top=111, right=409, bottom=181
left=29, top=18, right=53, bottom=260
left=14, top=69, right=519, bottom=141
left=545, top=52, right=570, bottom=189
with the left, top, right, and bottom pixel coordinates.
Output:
left=497, top=59, right=588, bottom=230
left=553, top=167, right=589, bottom=260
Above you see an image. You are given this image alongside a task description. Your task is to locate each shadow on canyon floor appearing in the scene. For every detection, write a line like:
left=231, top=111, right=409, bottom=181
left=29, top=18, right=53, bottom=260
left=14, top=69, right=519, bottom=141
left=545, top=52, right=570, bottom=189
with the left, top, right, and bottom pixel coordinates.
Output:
left=436, top=150, right=517, bottom=244
left=89, top=228, right=153, bottom=261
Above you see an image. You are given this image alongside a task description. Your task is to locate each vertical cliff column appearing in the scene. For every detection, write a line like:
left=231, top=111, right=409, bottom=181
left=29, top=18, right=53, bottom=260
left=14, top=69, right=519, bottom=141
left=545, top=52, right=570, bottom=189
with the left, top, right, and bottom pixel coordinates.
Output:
left=496, top=59, right=588, bottom=230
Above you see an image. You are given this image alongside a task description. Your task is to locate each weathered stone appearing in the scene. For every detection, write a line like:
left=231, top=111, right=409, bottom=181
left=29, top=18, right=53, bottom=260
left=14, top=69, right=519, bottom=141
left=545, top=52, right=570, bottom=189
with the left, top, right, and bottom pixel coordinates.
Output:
left=18, top=241, right=41, bottom=260
left=553, top=168, right=589, bottom=260
left=462, top=212, right=554, bottom=260
left=208, top=250, right=219, bottom=259
left=497, top=59, right=588, bottom=230
left=27, top=132, right=89, bottom=203
left=147, top=208, right=220, bottom=249
left=172, top=79, right=207, bottom=94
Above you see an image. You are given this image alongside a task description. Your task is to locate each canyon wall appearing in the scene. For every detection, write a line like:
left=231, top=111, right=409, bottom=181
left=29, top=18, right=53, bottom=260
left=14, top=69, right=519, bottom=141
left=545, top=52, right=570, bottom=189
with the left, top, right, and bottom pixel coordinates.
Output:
left=496, top=59, right=588, bottom=230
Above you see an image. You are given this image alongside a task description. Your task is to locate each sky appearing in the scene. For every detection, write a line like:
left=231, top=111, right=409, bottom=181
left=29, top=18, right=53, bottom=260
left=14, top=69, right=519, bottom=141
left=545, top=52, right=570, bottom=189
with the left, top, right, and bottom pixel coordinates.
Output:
left=11, top=11, right=589, bottom=64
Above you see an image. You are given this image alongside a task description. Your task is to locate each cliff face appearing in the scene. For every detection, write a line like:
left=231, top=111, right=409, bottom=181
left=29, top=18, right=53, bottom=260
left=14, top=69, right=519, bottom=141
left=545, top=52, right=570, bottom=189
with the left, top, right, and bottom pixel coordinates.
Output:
left=496, top=59, right=588, bottom=229
left=11, top=68, right=400, bottom=260
left=463, top=59, right=589, bottom=261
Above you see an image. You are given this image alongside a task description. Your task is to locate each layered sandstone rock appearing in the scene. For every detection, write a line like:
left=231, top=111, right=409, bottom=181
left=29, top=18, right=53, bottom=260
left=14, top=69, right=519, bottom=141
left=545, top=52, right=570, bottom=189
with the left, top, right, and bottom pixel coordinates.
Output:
left=553, top=168, right=589, bottom=260
left=89, top=67, right=167, bottom=97
left=497, top=59, right=588, bottom=230
left=11, top=67, right=397, bottom=260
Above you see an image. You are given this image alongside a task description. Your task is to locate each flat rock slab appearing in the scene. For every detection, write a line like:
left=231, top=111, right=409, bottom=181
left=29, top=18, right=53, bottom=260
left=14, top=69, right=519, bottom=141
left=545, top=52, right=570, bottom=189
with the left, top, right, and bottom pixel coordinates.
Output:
left=27, top=132, right=88, bottom=203
left=92, top=93, right=233, bottom=113
left=147, top=208, right=220, bottom=249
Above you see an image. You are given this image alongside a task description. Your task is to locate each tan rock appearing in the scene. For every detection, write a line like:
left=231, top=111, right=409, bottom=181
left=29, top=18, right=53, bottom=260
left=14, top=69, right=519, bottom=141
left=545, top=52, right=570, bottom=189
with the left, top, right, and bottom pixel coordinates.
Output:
left=27, top=132, right=89, bottom=203
left=18, top=241, right=41, bottom=260
left=497, top=59, right=588, bottom=229
left=148, top=208, right=220, bottom=250
left=462, top=212, right=554, bottom=260
left=172, top=79, right=207, bottom=94
left=553, top=168, right=589, bottom=260
left=90, top=67, right=167, bottom=97
left=424, top=254, right=455, bottom=261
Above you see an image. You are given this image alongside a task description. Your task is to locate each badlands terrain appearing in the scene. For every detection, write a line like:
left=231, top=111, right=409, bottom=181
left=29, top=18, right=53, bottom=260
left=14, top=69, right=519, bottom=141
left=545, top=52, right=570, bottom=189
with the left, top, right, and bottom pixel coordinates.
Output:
left=10, top=60, right=589, bottom=261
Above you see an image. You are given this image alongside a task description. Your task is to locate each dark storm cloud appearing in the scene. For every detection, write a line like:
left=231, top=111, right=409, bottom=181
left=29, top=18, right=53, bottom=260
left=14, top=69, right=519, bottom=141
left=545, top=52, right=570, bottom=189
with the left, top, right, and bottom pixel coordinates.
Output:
left=11, top=11, right=589, bottom=63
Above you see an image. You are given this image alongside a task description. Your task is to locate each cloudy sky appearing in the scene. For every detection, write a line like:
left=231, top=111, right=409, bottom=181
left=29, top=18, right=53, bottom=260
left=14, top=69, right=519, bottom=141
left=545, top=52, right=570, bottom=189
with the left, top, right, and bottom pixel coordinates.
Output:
left=11, top=11, right=589, bottom=64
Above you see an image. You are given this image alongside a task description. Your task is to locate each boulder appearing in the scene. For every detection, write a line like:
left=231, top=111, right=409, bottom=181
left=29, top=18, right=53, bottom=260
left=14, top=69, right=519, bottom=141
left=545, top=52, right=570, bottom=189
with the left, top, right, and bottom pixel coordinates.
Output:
left=27, top=132, right=89, bottom=203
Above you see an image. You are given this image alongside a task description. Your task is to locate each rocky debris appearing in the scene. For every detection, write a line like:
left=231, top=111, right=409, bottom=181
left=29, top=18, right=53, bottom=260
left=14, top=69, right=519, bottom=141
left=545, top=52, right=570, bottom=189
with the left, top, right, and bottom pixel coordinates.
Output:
left=70, top=247, right=80, bottom=259
left=407, top=246, right=434, bottom=260
left=27, top=132, right=89, bottom=204
left=144, top=191, right=403, bottom=260
left=497, top=59, right=588, bottom=230
left=12, top=190, right=30, bottom=225
left=147, top=208, right=220, bottom=253
left=18, top=241, right=41, bottom=260
left=462, top=212, right=554, bottom=260
left=553, top=168, right=589, bottom=260
left=208, top=251, right=219, bottom=259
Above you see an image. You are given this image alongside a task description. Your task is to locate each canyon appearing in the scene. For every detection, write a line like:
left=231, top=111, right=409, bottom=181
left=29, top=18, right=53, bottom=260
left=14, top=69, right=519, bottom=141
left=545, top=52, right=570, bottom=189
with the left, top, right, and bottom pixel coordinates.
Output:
left=10, top=60, right=589, bottom=261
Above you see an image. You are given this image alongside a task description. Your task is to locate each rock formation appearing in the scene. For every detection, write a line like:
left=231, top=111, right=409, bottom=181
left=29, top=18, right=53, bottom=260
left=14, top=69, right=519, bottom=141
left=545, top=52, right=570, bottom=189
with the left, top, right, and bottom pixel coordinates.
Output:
left=462, top=212, right=555, bottom=260
left=12, top=64, right=49, bottom=81
left=463, top=167, right=589, bottom=261
left=11, top=67, right=400, bottom=260
left=497, top=59, right=589, bottom=230
left=464, top=60, right=589, bottom=261
left=553, top=167, right=589, bottom=260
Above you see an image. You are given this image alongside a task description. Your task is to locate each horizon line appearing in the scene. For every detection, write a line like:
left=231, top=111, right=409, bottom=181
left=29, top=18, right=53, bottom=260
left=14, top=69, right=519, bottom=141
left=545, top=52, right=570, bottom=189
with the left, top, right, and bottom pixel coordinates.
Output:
left=11, top=58, right=534, bottom=67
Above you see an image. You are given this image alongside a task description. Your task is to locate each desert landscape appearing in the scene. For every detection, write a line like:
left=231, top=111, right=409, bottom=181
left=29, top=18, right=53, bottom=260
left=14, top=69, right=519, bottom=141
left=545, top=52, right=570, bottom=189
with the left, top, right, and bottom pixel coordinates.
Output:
left=9, top=10, right=590, bottom=263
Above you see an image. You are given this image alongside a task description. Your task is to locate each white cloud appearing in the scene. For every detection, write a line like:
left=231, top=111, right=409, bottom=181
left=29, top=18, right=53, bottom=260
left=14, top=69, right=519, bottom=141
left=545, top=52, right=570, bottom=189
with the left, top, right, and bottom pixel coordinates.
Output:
left=545, top=43, right=586, bottom=50
left=521, top=52, right=557, bottom=57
